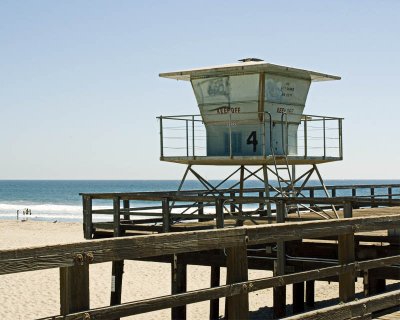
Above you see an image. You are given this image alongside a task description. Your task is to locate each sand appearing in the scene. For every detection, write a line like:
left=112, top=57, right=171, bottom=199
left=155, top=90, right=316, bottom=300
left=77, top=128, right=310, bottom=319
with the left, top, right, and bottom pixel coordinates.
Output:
left=0, top=220, right=377, bottom=320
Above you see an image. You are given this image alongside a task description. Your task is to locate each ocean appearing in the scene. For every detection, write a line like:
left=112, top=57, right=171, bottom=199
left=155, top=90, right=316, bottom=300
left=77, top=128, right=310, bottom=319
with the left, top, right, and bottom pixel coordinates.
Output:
left=0, top=180, right=399, bottom=222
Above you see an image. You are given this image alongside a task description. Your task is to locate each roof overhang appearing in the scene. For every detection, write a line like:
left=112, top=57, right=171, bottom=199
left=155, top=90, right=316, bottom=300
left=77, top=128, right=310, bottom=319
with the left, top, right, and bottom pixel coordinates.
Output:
left=159, top=61, right=341, bottom=82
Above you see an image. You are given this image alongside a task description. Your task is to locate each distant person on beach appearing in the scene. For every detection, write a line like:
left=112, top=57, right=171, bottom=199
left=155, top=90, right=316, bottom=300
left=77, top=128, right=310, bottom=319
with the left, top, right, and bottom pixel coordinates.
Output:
left=17, top=210, right=19, bottom=220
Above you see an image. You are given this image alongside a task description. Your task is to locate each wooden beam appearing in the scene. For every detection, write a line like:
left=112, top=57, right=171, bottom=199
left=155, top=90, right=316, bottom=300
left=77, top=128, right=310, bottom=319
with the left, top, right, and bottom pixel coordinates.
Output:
left=49, top=261, right=400, bottom=320
left=225, top=245, right=249, bottom=320
left=2, top=215, right=400, bottom=275
left=171, top=254, right=187, bottom=320
left=60, top=264, right=89, bottom=315
left=283, top=289, right=400, bottom=320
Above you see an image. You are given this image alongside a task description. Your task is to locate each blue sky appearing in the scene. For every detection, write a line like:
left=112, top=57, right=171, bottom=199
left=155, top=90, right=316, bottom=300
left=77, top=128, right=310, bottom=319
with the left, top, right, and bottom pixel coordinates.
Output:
left=0, top=0, right=399, bottom=179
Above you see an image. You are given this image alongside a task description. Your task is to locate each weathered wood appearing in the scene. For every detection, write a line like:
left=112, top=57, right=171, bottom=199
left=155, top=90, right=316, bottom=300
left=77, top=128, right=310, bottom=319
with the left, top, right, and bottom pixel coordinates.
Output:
left=123, top=200, right=130, bottom=221
left=274, top=201, right=286, bottom=318
left=60, top=264, right=89, bottom=315
left=110, top=196, right=124, bottom=318
left=171, top=254, right=187, bottom=319
left=344, top=202, right=353, bottom=218
left=306, top=280, right=315, bottom=308
left=225, top=245, right=249, bottom=320
left=365, top=269, right=386, bottom=296
left=162, top=197, right=171, bottom=233
left=110, top=260, right=124, bottom=309
left=83, top=196, right=93, bottom=240
left=293, top=282, right=305, bottom=314
left=284, top=289, right=400, bottom=320
left=216, top=198, right=224, bottom=228
left=230, top=191, right=236, bottom=213
left=338, top=232, right=355, bottom=302
left=48, top=261, right=400, bottom=320
left=113, top=197, right=121, bottom=237
left=1, top=215, right=400, bottom=275
left=210, top=266, right=220, bottom=320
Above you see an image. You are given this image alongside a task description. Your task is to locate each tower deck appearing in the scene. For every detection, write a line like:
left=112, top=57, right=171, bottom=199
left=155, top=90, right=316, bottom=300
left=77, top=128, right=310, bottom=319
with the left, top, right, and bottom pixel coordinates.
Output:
left=161, top=155, right=342, bottom=165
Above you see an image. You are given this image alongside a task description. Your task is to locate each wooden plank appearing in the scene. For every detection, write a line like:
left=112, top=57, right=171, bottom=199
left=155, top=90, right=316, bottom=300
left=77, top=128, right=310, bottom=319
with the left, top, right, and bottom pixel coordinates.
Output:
left=284, top=289, right=400, bottom=320
left=1, top=215, right=400, bottom=275
left=171, top=254, right=187, bottom=320
left=225, top=245, right=249, bottom=320
left=49, top=264, right=400, bottom=320
left=60, top=264, right=89, bottom=315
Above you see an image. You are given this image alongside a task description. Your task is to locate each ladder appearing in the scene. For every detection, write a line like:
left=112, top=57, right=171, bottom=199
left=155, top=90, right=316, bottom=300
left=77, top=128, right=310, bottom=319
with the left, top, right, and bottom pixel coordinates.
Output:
left=270, top=114, right=298, bottom=214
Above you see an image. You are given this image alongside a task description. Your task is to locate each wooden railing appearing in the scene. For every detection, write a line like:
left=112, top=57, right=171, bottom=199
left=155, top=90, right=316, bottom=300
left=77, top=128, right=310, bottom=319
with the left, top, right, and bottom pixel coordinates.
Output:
left=80, top=185, right=400, bottom=240
left=1, top=209, right=400, bottom=319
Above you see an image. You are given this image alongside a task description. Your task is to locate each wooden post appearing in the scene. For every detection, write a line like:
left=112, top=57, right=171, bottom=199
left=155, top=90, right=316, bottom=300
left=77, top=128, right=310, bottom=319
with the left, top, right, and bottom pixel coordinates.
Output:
left=110, top=196, right=124, bottom=316
left=236, top=166, right=245, bottom=227
left=198, top=192, right=205, bottom=222
left=258, top=191, right=264, bottom=211
left=309, top=189, right=314, bottom=209
left=292, top=282, right=305, bottom=314
left=306, top=280, right=315, bottom=308
left=230, top=191, right=236, bottom=213
left=338, top=202, right=355, bottom=303
left=210, top=197, right=224, bottom=319
left=60, top=264, right=89, bottom=315
left=210, top=266, right=220, bottom=320
left=83, top=195, right=93, bottom=240
left=364, top=269, right=386, bottom=296
left=123, top=199, right=130, bottom=221
left=273, top=201, right=286, bottom=318
left=216, top=198, right=224, bottom=229
left=371, top=187, right=377, bottom=207
left=162, top=197, right=171, bottom=233
left=225, top=244, right=249, bottom=320
left=171, top=254, right=187, bottom=320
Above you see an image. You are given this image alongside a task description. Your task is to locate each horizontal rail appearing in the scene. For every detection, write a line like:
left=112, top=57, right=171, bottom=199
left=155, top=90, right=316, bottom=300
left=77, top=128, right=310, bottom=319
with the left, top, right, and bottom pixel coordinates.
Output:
left=80, top=183, right=400, bottom=199
left=1, top=214, right=399, bottom=275
left=44, top=256, right=400, bottom=320
left=285, top=289, right=400, bottom=320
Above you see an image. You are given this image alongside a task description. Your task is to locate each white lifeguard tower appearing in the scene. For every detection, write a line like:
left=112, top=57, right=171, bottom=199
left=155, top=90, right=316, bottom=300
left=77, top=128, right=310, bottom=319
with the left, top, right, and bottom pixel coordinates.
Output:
left=158, top=58, right=343, bottom=216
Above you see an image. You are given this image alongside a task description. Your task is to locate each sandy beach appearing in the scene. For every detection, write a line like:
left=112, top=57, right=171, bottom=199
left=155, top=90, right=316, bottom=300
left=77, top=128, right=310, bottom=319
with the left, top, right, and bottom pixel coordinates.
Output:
left=0, top=220, right=376, bottom=320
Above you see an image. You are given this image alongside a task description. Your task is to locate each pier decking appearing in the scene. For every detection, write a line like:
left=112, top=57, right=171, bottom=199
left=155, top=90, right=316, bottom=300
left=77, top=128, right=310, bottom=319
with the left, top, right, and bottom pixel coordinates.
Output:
left=0, top=183, right=398, bottom=319
left=76, top=183, right=400, bottom=319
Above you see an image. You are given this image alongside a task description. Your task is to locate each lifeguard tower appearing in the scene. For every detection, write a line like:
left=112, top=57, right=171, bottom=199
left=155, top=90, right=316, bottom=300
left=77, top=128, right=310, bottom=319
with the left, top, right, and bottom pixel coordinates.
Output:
left=158, top=58, right=343, bottom=216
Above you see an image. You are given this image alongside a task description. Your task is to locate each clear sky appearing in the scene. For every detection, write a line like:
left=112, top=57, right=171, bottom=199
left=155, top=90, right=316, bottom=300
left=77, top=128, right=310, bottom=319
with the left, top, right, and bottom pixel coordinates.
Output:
left=1, top=0, right=399, bottom=180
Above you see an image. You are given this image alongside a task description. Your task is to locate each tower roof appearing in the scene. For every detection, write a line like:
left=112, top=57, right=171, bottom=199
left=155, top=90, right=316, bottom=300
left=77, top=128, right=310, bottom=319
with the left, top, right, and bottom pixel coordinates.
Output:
left=159, top=60, right=341, bottom=82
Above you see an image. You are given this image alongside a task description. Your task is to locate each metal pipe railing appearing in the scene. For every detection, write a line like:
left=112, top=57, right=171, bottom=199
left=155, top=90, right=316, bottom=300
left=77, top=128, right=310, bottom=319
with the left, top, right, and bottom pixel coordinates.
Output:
left=158, top=112, right=343, bottom=159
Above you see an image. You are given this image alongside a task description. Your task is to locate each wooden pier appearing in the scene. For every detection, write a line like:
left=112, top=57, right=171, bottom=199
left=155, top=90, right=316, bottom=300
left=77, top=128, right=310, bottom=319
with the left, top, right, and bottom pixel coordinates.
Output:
left=0, top=183, right=399, bottom=319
